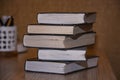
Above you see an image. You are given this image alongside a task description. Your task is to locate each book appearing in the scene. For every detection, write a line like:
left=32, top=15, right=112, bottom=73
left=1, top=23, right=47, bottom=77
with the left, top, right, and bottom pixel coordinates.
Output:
left=37, top=12, right=96, bottom=25
left=38, top=47, right=87, bottom=61
left=27, top=24, right=93, bottom=35
left=23, top=32, right=95, bottom=49
left=25, top=56, right=98, bottom=74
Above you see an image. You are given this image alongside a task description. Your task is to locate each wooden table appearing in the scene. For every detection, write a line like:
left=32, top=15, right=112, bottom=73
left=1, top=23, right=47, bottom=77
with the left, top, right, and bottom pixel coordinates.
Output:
left=0, top=50, right=117, bottom=80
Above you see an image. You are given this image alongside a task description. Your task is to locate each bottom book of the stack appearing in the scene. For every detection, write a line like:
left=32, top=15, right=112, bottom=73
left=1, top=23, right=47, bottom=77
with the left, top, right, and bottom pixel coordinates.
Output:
left=25, top=56, right=98, bottom=74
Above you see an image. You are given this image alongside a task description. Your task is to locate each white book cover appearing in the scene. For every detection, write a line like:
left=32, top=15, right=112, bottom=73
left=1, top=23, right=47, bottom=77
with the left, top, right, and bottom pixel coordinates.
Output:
left=27, top=24, right=93, bottom=35
left=38, top=47, right=87, bottom=61
left=37, top=13, right=96, bottom=24
left=25, top=56, right=98, bottom=74
left=23, top=32, right=95, bottom=49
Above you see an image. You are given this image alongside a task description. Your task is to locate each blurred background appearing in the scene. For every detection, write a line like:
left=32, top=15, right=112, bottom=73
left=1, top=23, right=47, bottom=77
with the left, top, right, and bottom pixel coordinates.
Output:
left=0, top=0, right=120, bottom=79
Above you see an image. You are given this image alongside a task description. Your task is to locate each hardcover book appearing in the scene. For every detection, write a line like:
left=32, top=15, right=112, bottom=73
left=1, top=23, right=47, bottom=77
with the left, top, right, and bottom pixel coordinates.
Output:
left=38, top=47, right=87, bottom=61
left=37, top=12, right=96, bottom=25
left=27, top=24, right=93, bottom=35
left=25, top=56, right=98, bottom=74
left=23, top=32, right=95, bottom=49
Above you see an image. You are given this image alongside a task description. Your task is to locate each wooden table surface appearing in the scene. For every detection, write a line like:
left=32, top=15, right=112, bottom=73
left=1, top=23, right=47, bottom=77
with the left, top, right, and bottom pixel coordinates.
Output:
left=0, top=50, right=117, bottom=80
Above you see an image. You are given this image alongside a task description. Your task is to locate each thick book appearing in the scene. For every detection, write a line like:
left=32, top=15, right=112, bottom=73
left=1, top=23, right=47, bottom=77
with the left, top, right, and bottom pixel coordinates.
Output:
left=37, top=12, right=96, bottom=25
left=38, top=47, right=87, bottom=61
left=27, top=24, right=93, bottom=35
left=23, top=32, right=95, bottom=49
left=25, top=56, right=99, bottom=74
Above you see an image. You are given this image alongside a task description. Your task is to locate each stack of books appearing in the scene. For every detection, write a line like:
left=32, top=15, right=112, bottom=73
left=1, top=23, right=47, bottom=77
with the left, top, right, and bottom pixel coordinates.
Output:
left=23, top=12, right=99, bottom=74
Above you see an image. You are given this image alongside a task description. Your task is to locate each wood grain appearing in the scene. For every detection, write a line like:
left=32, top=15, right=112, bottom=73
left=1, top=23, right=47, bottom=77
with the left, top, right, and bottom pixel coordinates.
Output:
left=0, top=0, right=120, bottom=79
left=0, top=51, right=117, bottom=80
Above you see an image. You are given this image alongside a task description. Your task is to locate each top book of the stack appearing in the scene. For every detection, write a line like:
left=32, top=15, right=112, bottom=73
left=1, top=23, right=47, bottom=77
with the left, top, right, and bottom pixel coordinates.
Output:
left=37, top=12, right=96, bottom=25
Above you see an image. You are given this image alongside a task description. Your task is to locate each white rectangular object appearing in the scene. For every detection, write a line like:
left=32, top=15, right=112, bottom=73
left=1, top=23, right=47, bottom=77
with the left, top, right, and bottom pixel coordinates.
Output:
left=37, top=13, right=96, bottom=24
left=38, top=47, right=87, bottom=61
left=25, top=56, right=98, bottom=74
left=23, top=33, right=95, bottom=49
left=27, top=24, right=93, bottom=35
